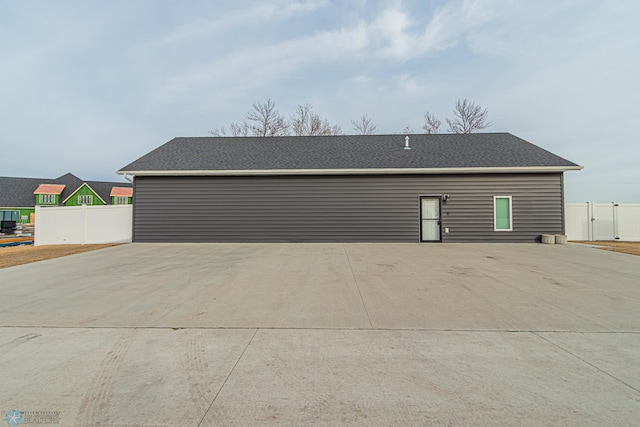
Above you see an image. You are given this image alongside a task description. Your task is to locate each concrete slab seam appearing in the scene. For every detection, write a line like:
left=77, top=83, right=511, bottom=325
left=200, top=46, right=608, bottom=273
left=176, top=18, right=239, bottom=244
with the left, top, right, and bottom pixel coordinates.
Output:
left=342, top=244, right=373, bottom=329
left=197, top=328, right=258, bottom=427
left=2, top=325, right=639, bottom=333
left=532, top=332, right=640, bottom=395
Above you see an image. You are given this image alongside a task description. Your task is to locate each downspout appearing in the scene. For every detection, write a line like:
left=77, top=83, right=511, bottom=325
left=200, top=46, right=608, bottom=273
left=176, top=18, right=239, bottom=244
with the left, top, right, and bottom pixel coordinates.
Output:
left=126, top=173, right=135, bottom=242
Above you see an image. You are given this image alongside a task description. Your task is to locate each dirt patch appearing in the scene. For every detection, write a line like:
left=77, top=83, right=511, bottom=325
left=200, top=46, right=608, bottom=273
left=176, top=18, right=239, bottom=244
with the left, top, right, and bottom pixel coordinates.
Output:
left=572, top=241, right=640, bottom=256
left=0, top=244, right=120, bottom=269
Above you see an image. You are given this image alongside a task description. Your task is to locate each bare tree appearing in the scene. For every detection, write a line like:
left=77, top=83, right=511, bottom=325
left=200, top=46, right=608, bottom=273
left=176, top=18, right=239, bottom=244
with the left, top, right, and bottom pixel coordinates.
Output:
left=291, top=103, right=311, bottom=136
left=402, top=125, right=413, bottom=134
left=208, top=128, right=225, bottom=137
left=291, top=103, right=342, bottom=136
left=246, top=99, right=289, bottom=137
left=229, top=121, right=249, bottom=136
left=350, top=114, right=377, bottom=135
left=422, top=112, right=441, bottom=134
left=208, top=121, right=249, bottom=137
left=445, top=98, right=492, bottom=134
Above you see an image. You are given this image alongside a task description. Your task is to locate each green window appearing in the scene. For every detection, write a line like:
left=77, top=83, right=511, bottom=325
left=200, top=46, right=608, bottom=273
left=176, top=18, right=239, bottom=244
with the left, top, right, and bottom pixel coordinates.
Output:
left=40, top=194, right=56, bottom=204
left=113, top=196, right=129, bottom=205
left=78, top=195, right=93, bottom=205
left=494, top=196, right=512, bottom=231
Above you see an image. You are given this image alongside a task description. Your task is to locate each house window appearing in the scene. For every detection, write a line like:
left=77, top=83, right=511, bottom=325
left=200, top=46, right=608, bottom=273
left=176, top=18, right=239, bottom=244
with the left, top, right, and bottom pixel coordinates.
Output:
left=78, top=195, right=93, bottom=205
left=494, top=196, right=512, bottom=231
left=1, top=210, right=19, bottom=221
left=113, top=196, right=129, bottom=205
left=40, top=194, right=56, bottom=204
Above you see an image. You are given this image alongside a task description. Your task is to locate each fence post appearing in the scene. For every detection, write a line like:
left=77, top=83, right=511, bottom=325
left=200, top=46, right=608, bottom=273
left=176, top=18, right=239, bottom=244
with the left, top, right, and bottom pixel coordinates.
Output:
left=613, top=202, right=620, bottom=240
left=587, top=202, right=593, bottom=241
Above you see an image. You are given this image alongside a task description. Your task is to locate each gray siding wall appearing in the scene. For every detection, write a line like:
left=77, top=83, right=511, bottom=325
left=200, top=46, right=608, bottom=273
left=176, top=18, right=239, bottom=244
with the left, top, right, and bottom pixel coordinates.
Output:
left=133, top=173, right=564, bottom=243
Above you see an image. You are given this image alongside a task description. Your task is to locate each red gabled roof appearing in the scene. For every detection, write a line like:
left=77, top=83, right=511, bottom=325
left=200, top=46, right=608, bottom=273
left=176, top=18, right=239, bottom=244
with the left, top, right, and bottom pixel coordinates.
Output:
left=110, top=187, right=133, bottom=197
left=33, top=184, right=66, bottom=195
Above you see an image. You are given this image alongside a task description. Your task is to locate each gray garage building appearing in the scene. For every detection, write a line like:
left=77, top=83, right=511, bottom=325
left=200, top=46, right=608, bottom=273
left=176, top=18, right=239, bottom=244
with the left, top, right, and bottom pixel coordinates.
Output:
left=118, top=133, right=581, bottom=243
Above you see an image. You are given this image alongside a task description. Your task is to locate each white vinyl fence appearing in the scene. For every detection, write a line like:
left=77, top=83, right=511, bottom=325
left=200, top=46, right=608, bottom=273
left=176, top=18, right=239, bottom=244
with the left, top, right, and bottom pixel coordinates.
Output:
left=35, top=205, right=132, bottom=246
left=565, top=203, right=640, bottom=241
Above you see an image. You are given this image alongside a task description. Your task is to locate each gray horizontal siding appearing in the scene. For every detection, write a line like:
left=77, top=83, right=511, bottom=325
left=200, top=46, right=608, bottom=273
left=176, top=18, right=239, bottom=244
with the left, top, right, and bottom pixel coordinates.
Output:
left=132, top=173, right=564, bottom=243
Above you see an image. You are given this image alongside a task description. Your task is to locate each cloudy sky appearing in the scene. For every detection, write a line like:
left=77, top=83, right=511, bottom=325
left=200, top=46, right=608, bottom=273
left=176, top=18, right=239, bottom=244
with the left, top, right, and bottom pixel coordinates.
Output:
left=1, top=0, right=637, bottom=202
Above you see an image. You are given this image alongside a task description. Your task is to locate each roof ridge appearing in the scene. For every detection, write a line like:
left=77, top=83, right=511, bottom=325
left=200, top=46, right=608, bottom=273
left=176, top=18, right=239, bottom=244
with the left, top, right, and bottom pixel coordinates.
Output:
left=174, top=132, right=513, bottom=139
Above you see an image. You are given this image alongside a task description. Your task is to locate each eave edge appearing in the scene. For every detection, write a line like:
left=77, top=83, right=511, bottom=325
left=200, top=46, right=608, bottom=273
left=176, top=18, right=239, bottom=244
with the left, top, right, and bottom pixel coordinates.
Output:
left=117, top=165, right=583, bottom=177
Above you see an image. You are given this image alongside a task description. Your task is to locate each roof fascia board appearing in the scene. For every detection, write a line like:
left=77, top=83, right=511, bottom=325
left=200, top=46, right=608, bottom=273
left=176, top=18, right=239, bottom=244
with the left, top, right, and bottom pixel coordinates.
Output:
left=117, top=166, right=584, bottom=177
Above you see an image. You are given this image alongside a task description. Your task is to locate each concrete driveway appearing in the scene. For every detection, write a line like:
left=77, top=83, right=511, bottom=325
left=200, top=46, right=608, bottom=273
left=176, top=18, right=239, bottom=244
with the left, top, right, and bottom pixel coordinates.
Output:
left=0, top=243, right=639, bottom=425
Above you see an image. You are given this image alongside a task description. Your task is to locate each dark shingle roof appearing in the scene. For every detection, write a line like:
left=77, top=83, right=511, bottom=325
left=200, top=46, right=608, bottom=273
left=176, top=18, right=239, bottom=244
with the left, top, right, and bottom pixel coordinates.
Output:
left=0, top=177, right=45, bottom=207
left=0, top=173, right=132, bottom=208
left=118, top=133, right=580, bottom=174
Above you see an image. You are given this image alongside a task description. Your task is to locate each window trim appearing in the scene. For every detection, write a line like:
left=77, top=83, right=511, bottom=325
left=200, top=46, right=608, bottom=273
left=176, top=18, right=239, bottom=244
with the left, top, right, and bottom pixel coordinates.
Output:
left=493, top=196, right=513, bottom=232
left=113, top=196, right=129, bottom=205
left=78, top=194, right=93, bottom=205
left=40, top=194, right=56, bottom=204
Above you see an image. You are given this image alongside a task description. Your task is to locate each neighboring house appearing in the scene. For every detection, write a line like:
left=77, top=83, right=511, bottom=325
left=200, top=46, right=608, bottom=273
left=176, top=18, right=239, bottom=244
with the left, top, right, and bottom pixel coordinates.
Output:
left=118, top=133, right=582, bottom=243
left=110, top=187, right=134, bottom=205
left=0, top=173, right=133, bottom=223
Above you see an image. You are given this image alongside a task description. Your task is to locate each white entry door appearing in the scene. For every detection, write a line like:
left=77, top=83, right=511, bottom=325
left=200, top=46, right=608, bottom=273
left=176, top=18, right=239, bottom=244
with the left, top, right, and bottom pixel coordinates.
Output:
left=421, top=197, right=441, bottom=242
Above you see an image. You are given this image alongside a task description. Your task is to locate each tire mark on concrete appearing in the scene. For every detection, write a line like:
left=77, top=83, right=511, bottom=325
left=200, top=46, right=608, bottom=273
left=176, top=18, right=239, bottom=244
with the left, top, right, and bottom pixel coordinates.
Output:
left=77, top=329, right=136, bottom=426
left=4, top=332, right=42, bottom=349
left=263, top=350, right=345, bottom=422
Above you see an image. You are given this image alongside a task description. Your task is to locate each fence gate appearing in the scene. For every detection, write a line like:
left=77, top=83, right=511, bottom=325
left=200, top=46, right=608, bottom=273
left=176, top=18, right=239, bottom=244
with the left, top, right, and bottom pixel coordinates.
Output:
left=565, top=202, right=640, bottom=241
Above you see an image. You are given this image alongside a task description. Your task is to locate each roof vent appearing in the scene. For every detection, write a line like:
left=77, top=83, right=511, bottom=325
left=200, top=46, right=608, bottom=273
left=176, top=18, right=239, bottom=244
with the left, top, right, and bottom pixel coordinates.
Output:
left=404, top=135, right=410, bottom=150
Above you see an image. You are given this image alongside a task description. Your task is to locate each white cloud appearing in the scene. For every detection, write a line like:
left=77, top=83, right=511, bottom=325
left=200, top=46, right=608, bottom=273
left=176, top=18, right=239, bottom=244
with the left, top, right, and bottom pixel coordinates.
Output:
left=153, top=23, right=369, bottom=102
left=371, top=0, right=497, bottom=60
left=142, top=0, right=329, bottom=48
left=149, top=0, right=512, bottom=103
left=372, top=7, right=414, bottom=59
left=351, top=75, right=371, bottom=84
